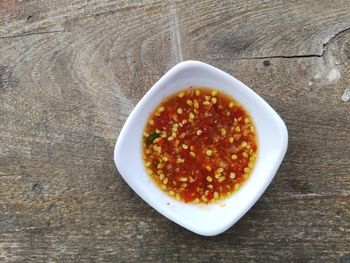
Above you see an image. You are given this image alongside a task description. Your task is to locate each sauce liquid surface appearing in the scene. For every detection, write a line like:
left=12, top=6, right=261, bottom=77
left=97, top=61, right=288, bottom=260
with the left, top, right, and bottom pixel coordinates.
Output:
left=143, top=87, right=257, bottom=204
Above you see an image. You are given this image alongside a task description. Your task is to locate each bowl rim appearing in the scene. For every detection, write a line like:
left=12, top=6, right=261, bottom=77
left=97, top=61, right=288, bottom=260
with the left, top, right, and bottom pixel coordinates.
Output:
left=114, top=60, right=288, bottom=236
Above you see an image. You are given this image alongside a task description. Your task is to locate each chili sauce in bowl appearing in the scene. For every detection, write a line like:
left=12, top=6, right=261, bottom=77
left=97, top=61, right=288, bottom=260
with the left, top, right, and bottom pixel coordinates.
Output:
left=142, top=87, right=257, bottom=204
left=114, top=60, right=288, bottom=235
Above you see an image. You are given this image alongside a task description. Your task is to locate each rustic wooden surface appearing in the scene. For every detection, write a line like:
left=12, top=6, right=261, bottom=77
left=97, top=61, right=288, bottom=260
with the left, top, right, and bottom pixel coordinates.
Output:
left=0, top=0, right=349, bottom=262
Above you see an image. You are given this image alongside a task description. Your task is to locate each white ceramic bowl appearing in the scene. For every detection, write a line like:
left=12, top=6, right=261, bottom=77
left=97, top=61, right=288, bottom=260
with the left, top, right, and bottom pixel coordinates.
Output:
left=114, top=60, right=288, bottom=236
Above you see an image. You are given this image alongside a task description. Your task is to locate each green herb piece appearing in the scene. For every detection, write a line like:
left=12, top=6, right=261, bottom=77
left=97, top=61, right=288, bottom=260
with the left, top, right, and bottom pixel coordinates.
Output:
left=145, top=132, right=160, bottom=145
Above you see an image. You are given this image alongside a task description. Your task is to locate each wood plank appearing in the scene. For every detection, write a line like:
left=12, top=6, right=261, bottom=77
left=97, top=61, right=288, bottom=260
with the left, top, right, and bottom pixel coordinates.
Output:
left=176, top=0, right=350, bottom=57
left=0, top=0, right=349, bottom=262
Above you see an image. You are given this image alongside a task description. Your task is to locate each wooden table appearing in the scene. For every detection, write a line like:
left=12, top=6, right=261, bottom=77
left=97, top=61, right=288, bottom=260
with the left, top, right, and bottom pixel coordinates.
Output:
left=1, top=1, right=349, bottom=262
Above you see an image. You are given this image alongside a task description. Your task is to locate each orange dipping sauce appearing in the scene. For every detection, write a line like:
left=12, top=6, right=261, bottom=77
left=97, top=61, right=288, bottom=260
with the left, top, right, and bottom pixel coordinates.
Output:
left=143, top=87, right=257, bottom=204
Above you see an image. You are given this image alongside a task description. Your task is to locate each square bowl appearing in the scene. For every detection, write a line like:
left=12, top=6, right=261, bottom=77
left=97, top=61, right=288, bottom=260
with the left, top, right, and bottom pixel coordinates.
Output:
left=114, top=60, right=288, bottom=236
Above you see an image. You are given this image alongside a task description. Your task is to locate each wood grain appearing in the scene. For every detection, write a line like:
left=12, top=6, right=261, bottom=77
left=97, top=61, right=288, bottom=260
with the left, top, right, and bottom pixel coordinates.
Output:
left=0, top=0, right=349, bottom=262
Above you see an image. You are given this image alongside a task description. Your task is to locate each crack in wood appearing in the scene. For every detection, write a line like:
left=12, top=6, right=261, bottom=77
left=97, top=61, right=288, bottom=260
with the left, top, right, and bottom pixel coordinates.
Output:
left=233, top=54, right=322, bottom=60
left=0, top=30, right=67, bottom=39
left=228, top=27, right=350, bottom=61
left=321, top=27, right=350, bottom=56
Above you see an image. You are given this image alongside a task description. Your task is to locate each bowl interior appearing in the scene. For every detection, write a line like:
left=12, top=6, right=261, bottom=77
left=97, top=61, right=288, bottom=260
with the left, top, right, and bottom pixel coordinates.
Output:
left=115, top=61, right=288, bottom=236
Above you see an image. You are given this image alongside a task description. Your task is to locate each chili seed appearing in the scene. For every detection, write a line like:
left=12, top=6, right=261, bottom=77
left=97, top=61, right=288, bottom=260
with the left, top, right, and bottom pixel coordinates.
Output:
left=206, top=176, right=213, bottom=182
left=214, top=192, right=219, bottom=199
left=178, top=92, right=185, bottom=98
left=229, top=172, right=236, bottom=179
left=206, top=149, right=213, bottom=156
left=193, top=99, right=199, bottom=109
left=231, top=154, right=238, bottom=160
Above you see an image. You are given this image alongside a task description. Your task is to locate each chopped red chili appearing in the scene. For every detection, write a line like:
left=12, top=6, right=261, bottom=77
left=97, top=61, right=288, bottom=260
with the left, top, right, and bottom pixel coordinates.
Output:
left=143, top=87, right=258, bottom=204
